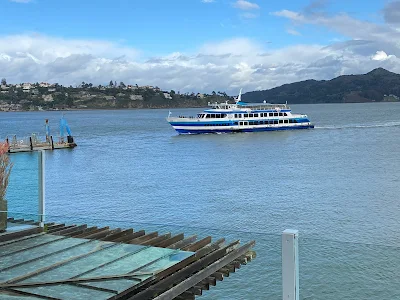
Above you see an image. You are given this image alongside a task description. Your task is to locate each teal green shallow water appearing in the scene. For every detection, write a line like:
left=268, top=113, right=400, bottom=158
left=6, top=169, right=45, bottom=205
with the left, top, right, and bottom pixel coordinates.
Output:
left=2, top=102, right=400, bottom=299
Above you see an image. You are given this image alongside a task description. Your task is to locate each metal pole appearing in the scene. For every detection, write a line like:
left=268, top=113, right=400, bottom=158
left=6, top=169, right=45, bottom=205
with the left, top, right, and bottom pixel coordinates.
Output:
left=282, top=229, right=299, bottom=300
left=38, top=150, right=45, bottom=227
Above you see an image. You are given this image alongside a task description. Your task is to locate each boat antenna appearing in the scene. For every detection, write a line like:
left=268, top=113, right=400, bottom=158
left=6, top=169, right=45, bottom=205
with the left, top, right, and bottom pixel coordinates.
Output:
left=236, top=88, right=243, bottom=103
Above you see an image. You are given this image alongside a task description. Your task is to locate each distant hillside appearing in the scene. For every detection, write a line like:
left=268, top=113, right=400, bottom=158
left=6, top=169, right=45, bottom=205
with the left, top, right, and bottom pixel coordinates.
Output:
left=242, top=68, right=400, bottom=104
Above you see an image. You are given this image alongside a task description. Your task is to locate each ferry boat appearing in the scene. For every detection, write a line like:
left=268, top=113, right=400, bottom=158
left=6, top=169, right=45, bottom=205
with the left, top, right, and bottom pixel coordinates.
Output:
left=166, top=89, right=314, bottom=134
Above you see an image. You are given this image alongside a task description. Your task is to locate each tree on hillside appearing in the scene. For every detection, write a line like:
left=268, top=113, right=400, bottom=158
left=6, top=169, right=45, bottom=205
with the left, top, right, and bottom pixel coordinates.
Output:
left=120, top=82, right=126, bottom=88
left=109, top=80, right=114, bottom=87
left=1, top=78, right=6, bottom=86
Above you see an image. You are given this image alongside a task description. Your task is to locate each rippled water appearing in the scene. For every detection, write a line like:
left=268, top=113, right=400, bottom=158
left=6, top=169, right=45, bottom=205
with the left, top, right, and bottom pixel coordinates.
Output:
left=2, top=102, right=400, bottom=299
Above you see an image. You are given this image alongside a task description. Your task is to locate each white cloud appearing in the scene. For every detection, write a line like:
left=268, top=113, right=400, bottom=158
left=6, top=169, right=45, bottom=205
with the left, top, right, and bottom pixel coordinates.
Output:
left=201, top=0, right=214, bottom=3
left=287, top=28, right=302, bottom=36
left=233, top=0, right=259, bottom=10
left=272, top=9, right=400, bottom=44
left=1, top=32, right=400, bottom=94
left=372, top=50, right=395, bottom=61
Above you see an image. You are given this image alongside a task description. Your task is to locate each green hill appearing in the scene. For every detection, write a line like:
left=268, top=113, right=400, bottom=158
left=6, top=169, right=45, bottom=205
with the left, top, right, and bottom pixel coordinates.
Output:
left=242, top=68, right=400, bottom=104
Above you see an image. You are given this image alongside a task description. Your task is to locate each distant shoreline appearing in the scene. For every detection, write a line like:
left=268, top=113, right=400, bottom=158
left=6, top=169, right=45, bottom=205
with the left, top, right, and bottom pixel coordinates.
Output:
left=1, top=101, right=399, bottom=114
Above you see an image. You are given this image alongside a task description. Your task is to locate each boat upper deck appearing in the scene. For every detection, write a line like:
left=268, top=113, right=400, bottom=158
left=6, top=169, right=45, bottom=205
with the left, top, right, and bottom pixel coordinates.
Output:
left=205, top=101, right=289, bottom=113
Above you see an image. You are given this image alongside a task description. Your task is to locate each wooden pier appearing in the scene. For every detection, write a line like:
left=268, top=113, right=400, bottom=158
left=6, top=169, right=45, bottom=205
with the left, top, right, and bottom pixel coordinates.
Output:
left=5, top=118, right=77, bottom=153
left=6, top=134, right=77, bottom=153
left=0, top=218, right=256, bottom=300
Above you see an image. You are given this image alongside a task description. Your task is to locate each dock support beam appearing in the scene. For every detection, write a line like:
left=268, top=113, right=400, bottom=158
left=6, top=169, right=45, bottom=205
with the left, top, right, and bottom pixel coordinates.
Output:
left=38, top=150, right=45, bottom=227
left=282, top=229, right=299, bottom=300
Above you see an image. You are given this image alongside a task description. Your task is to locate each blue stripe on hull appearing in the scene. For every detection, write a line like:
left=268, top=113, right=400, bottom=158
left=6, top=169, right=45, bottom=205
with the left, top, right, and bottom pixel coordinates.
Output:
left=169, top=118, right=310, bottom=127
left=175, top=125, right=314, bottom=134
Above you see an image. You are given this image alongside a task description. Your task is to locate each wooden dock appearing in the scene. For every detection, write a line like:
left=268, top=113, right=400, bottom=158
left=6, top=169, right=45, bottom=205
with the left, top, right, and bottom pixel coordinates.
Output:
left=5, top=118, right=77, bottom=153
left=6, top=134, right=77, bottom=153
left=1, top=218, right=256, bottom=300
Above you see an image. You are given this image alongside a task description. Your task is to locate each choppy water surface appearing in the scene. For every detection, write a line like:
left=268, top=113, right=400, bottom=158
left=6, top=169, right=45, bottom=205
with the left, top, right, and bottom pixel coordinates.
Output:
left=2, top=102, right=400, bottom=299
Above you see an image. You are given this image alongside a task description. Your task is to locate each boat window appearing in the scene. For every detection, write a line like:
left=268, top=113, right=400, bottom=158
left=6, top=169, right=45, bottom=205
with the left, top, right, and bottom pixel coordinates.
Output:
left=293, top=119, right=298, bottom=123
left=279, top=120, right=283, bottom=124
left=264, top=113, right=268, bottom=117
left=289, top=119, right=293, bottom=123
left=279, top=113, right=283, bottom=116
left=269, top=113, right=273, bottom=117
left=254, top=113, right=259, bottom=117
left=284, top=120, right=289, bottom=123
left=274, top=120, right=278, bottom=124
left=244, top=114, right=249, bottom=118
left=284, top=113, right=288, bottom=116
left=274, top=113, right=278, bottom=116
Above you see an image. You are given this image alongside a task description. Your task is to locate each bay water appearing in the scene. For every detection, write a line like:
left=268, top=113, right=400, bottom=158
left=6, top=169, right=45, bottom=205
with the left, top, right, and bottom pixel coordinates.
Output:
left=2, top=102, right=400, bottom=299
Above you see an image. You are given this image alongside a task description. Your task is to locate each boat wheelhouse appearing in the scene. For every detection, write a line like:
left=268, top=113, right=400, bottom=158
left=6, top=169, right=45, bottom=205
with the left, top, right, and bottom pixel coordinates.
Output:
left=166, top=89, right=314, bottom=134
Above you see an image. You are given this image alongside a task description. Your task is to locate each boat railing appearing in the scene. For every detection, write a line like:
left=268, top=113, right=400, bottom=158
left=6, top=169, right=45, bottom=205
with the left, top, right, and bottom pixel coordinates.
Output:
left=176, top=115, right=197, bottom=119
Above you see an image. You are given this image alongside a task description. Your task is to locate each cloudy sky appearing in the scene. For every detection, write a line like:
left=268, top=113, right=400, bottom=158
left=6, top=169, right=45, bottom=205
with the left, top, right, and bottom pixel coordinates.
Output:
left=0, top=0, right=399, bottom=94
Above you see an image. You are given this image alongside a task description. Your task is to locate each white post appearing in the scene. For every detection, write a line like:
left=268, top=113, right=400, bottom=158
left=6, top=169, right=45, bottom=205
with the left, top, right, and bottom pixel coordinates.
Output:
left=282, top=229, right=299, bottom=300
left=38, top=150, right=45, bottom=227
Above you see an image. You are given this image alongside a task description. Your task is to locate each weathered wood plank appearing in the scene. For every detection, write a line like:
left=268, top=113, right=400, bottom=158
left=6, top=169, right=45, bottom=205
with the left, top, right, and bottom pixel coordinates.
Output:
left=155, top=233, right=184, bottom=248
left=182, top=236, right=212, bottom=252
left=73, top=226, right=109, bottom=238
left=167, top=235, right=197, bottom=250
left=67, top=226, right=98, bottom=237
left=127, top=240, right=243, bottom=300
left=0, top=227, right=42, bottom=243
left=152, top=241, right=256, bottom=300
left=0, top=232, right=45, bottom=247
left=114, top=230, right=145, bottom=243
left=140, top=233, right=171, bottom=246
left=175, top=291, right=196, bottom=300
left=129, top=231, right=158, bottom=245
left=100, top=228, right=133, bottom=242
left=52, top=224, right=87, bottom=236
